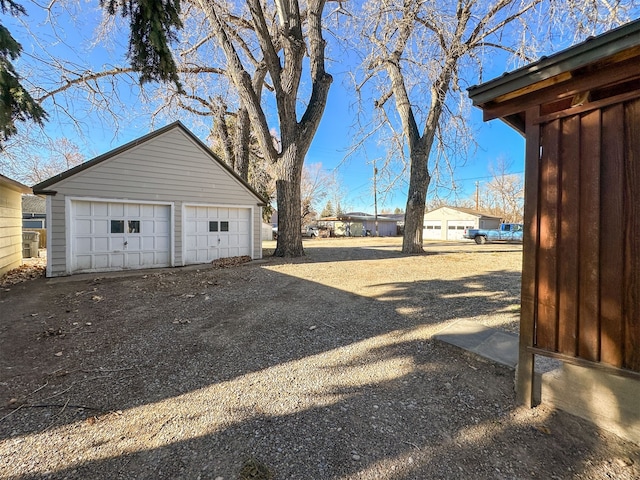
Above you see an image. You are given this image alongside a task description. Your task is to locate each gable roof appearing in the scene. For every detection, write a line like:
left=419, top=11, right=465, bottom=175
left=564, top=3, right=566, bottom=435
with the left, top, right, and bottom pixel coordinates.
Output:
left=22, top=194, right=46, bottom=214
left=0, top=173, right=31, bottom=194
left=32, top=121, right=267, bottom=205
left=426, top=205, right=502, bottom=219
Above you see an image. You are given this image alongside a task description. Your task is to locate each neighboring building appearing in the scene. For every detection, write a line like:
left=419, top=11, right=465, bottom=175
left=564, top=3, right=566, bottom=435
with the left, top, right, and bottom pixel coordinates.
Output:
left=0, top=174, right=31, bottom=276
left=22, top=194, right=47, bottom=228
left=33, top=122, right=267, bottom=277
left=423, top=206, right=502, bottom=241
left=261, top=222, right=274, bottom=240
left=318, top=212, right=398, bottom=236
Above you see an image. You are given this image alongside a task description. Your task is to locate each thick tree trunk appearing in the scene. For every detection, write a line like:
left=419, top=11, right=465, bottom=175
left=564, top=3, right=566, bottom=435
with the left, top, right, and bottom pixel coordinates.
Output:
left=402, top=145, right=430, bottom=254
left=400, top=69, right=450, bottom=254
left=274, top=146, right=304, bottom=257
left=235, top=107, right=251, bottom=181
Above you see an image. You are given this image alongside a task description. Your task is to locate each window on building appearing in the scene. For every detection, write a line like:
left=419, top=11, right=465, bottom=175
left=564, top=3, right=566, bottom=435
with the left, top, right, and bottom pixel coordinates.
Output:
left=110, top=220, right=125, bottom=233
left=23, top=220, right=44, bottom=229
left=128, top=220, right=140, bottom=233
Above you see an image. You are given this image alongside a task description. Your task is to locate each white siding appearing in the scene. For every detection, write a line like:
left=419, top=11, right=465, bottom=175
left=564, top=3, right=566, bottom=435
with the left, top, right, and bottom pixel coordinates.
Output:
left=46, top=127, right=263, bottom=276
left=423, top=207, right=503, bottom=242
left=0, top=187, right=23, bottom=276
left=424, top=207, right=480, bottom=223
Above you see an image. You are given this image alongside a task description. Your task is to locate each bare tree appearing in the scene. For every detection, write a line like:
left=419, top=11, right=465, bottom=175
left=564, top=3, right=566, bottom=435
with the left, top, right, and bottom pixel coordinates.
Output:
left=22, top=0, right=333, bottom=257
left=353, top=0, right=638, bottom=253
left=25, top=0, right=262, bottom=184
left=1, top=135, right=84, bottom=184
left=185, top=0, right=333, bottom=256
left=301, top=162, right=339, bottom=224
left=481, top=157, right=524, bottom=223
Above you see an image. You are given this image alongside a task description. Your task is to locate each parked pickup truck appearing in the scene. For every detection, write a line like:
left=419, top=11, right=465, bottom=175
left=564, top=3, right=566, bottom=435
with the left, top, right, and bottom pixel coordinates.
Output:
left=463, top=223, right=524, bottom=244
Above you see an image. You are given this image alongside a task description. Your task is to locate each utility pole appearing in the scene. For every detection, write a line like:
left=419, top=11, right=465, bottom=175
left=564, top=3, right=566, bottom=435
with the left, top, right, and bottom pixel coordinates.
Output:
left=373, top=160, right=379, bottom=237
left=475, top=181, right=480, bottom=211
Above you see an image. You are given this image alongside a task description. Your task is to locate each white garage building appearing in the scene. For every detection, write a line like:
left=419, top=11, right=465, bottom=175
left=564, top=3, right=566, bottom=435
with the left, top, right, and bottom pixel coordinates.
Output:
left=423, top=206, right=502, bottom=241
left=33, top=122, right=267, bottom=277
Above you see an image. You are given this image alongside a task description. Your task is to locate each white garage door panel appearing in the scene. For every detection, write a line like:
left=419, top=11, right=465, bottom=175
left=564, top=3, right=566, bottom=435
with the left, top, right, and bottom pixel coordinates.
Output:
left=71, top=200, right=171, bottom=273
left=423, top=220, right=442, bottom=240
left=447, top=220, right=476, bottom=241
left=184, top=206, right=252, bottom=265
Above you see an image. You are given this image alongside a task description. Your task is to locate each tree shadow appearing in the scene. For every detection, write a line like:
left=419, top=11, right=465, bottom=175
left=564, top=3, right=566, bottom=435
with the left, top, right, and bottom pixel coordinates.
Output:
left=1, top=250, right=634, bottom=479
left=268, top=240, right=522, bottom=265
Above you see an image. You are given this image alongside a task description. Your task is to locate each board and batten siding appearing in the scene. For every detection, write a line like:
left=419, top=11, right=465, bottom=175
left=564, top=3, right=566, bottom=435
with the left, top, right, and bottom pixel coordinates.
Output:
left=525, top=97, right=640, bottom=374
left=46, top=127, right=263, bottom=276
left=0, top=186, right=25, bottom=276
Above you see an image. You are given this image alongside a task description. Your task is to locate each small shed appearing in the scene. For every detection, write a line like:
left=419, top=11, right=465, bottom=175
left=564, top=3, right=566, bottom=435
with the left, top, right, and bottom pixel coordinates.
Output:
left=469, top=20, right=640, bottom=441
left=423, top=206, right=502, bottom=241
left=0, top=174, right=31, bottom=277
left=33, top=122, right=267, bottom=277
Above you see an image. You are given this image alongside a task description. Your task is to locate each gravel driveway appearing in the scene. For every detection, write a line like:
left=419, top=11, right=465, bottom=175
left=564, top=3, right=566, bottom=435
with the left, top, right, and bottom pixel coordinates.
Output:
left=0, top=237, right=638, bottom=479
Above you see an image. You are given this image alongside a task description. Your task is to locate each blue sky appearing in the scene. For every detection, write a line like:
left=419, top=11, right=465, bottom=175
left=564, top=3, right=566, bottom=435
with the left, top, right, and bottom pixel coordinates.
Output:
left=6, top=3, right=532, bottom=213
left=304, top=83, right=525, bottom=213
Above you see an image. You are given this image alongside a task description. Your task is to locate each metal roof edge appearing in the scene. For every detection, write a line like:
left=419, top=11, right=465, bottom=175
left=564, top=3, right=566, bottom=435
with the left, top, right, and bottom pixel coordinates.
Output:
left=0, top=173, right=31, bottom=193
left=468, top=18, right=640, bottom=105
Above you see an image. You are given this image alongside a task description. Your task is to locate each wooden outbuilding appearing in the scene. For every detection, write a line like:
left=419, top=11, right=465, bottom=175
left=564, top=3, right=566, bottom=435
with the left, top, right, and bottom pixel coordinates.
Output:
left=468, top=19, right=640, bottom=437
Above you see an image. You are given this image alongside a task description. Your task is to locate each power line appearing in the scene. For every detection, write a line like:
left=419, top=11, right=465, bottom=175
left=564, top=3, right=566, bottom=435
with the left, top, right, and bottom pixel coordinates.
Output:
left=454, top=171, right=524, bottom=182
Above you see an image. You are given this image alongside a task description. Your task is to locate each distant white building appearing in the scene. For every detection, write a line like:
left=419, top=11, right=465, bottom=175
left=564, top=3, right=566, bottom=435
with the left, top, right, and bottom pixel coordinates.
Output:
left=423, top=206, right=502, bottom=241
left=318, top=212, right=398, bottom=237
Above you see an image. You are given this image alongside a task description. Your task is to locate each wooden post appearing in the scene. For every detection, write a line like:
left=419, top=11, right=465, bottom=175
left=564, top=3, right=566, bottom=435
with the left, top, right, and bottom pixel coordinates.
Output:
left=517, top=107, right=541, bottom=407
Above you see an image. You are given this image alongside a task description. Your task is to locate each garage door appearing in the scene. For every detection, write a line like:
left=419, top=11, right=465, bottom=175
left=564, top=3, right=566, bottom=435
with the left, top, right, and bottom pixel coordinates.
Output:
left=423, top=220, right=442, bottom=240
left=184, top=206, right=251, bottom=264
left=72, top=200, right=171, bottom=273
left=447, top=220, right=475, bottom=241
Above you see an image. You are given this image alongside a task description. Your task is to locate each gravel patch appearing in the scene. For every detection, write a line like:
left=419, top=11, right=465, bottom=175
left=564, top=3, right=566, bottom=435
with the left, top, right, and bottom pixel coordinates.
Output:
left=0, top=237, right=637, bottom=479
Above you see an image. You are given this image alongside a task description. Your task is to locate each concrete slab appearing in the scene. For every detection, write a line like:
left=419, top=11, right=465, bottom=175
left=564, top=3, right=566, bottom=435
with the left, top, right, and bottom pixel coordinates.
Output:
left=436, top=322, right=640, bottom=446
left=434, top=320, right=518, bottom=368
left=473, top=331, right=519, bottom=368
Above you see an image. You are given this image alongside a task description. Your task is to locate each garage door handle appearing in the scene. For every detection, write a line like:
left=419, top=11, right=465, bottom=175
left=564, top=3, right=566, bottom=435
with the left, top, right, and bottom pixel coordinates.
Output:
left=124, top=241, right=128, bottom=246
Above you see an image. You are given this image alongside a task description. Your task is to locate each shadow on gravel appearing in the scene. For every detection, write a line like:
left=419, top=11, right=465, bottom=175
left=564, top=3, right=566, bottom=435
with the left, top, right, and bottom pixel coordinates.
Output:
left=0, top=248, right=634, bottom=480
left=271, top=242, right=522, bottom=265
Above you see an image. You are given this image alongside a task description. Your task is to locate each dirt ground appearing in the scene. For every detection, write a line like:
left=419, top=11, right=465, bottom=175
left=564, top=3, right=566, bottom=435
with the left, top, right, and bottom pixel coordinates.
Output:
left=0, top=237, right=638, bottom=480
